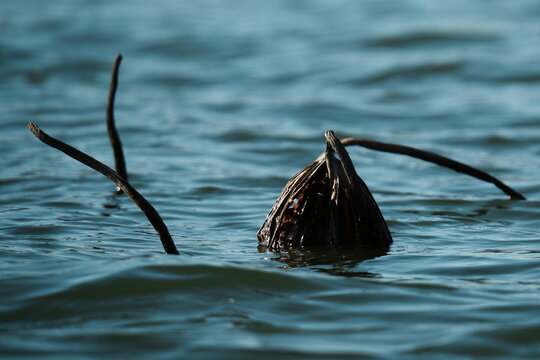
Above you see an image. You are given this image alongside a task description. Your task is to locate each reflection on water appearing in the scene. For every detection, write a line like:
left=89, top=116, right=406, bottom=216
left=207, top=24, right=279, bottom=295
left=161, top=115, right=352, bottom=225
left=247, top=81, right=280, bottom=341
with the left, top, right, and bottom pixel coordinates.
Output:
left=264, top=245, right=387, bottom=277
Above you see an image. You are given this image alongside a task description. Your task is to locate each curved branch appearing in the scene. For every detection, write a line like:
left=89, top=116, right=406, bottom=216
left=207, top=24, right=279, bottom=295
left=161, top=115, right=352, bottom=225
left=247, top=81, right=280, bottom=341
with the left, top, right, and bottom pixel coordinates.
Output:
left=341, top=137, right=525, bottom=200
left=106, top=54, right=128, bottom=185
left=28, top=122, right=179, bottom=255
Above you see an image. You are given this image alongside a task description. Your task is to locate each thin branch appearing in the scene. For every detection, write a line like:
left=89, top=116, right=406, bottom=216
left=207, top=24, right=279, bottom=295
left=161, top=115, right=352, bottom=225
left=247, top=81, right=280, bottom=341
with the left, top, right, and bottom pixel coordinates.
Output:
left=106, top=54, right=128, bottom=186
left=341, top=137, right=525, bottom=200
left=28, top=122, right=179, bottom=255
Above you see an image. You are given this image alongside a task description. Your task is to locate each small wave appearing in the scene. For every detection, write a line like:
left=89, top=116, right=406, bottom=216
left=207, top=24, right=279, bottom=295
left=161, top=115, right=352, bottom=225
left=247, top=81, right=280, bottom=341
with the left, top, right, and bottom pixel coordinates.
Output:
left=487, top=73, right=540, bottom=84
left=213, top=129, right=262, bottom=142
left=190, top=185, right=232, bottom=196
left=1, top=263, right=333, bottom=321
left=365, top=30, right=498, bottom=48
left=350, top=61, right=465, bottom=85
left=144, top=74, right=212, bottom=88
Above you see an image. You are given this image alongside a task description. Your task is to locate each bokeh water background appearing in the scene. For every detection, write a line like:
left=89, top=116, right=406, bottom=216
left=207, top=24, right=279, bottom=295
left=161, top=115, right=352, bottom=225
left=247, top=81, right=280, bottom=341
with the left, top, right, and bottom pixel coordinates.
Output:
left=1, top=1, right=540, bottom=358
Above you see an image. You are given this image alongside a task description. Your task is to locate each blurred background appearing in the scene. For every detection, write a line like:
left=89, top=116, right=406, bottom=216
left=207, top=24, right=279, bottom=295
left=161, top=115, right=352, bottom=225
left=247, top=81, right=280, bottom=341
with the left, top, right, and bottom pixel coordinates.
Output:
left=1, top=1, right=539, bottom=359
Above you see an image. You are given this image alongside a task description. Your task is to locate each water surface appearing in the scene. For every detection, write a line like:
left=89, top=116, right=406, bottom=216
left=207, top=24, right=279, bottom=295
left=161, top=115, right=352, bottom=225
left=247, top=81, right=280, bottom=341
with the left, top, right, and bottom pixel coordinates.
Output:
left=1, top=1, right=540, bottom=359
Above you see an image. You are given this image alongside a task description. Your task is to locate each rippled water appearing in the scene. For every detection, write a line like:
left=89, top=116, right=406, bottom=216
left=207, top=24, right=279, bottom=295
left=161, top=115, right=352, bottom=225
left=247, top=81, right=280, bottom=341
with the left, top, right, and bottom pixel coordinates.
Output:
left=1, top=1, right=540, bottom=358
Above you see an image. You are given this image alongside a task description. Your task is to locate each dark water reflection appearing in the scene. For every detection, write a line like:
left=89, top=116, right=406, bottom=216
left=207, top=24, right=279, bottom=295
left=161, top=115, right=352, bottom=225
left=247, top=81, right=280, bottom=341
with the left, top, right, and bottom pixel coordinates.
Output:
left=262, top=245, right=388, bottom=277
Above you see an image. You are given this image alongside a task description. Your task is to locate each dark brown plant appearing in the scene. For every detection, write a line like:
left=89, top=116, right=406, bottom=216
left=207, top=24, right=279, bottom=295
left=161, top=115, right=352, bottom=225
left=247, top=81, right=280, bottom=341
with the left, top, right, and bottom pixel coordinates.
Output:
left=257, top=131, right=392, bottom=251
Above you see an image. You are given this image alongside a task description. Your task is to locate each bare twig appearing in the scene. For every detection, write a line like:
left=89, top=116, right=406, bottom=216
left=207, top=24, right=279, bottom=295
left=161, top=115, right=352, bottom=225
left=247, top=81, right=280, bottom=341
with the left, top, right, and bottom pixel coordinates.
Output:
left=341, top=137, right=525, bottom=200
left=27, top=122, right=179, bottom=255
left=106, top=54, right=128, bottom=187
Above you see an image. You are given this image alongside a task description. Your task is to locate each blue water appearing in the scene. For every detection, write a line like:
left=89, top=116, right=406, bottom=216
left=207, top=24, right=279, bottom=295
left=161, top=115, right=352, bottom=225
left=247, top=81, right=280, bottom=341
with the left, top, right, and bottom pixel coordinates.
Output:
left=1, top=1, right=540, bottom=358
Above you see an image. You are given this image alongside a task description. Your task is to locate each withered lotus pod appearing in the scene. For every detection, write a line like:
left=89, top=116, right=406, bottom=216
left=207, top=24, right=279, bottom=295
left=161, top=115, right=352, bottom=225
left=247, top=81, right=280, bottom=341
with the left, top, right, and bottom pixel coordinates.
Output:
left=258, top=131, right=392, bottom=251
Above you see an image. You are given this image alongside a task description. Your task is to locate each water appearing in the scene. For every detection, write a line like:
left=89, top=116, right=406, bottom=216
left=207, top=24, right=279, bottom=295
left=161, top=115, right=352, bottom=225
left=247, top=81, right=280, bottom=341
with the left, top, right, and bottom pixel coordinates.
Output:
left=1, top=0, right=540, bottom=358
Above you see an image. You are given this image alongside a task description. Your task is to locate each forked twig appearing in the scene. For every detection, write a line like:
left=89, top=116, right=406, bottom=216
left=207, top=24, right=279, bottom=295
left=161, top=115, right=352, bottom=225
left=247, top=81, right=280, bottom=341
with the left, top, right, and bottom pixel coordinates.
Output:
left=27, top=122, right=179, bottom=255
left=341, top=137, right=525, bottom=200
left=106, top=54, right=128, bottom=185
